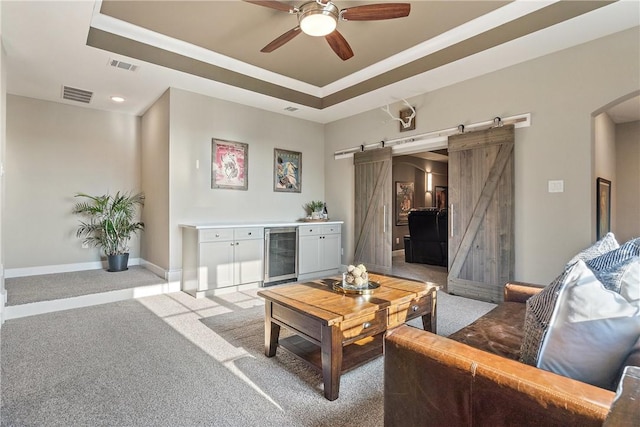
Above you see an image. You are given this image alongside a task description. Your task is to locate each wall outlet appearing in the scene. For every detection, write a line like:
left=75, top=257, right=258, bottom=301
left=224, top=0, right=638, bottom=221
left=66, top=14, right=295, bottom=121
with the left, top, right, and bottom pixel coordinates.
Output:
left=82, top=242, right=89, bottom=249
left=395, top=237, right=399, bottom=244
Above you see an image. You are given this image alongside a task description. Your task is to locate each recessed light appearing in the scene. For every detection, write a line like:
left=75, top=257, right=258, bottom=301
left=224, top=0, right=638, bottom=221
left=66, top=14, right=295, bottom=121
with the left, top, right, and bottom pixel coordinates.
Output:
left=110, top=96, right=125, bottom=103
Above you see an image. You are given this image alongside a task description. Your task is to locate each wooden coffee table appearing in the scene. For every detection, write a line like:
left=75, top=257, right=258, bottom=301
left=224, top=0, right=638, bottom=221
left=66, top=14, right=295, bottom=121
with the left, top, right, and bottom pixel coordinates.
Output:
left=257, top=274, right=438, bottom=400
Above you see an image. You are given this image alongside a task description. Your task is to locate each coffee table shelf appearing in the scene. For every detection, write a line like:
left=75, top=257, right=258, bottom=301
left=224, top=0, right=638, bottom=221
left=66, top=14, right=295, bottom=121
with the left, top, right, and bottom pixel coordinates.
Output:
left=279, top=334, right=385, bottom=374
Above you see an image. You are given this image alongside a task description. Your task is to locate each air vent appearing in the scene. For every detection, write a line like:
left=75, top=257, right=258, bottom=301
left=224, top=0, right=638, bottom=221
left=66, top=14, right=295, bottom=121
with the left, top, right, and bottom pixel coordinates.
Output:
left=284, top=106, right=299, bottom=112
left=62, top=86, right=93, bottom=104
left=109, top=59, right=138, bottom=72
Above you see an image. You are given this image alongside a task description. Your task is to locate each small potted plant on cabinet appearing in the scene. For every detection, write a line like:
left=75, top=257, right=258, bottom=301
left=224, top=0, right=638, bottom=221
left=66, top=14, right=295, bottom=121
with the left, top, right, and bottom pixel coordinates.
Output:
left=304, top=200, right=325, bottom=219
left=73, top=191, right=145, bottom=272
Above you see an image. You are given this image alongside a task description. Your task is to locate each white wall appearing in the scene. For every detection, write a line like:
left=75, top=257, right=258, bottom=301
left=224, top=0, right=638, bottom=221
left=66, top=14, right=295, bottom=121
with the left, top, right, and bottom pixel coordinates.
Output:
left=166, top=88, right=325, bottom=271
left=4, top=96, right=142, bottom=270
left=325, top=28, right=640, bottom=285
left=616, top=120, right=640, bottom=243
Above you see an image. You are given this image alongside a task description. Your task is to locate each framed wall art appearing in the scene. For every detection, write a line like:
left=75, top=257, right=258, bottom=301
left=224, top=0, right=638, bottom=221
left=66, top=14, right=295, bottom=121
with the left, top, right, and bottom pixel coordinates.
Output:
left=435, top=186, right=448, bottom=210
left=274, top=148, right=301, bottom=193
left=211, top=139, right=248, bottom=190
left=596, top=177, right=611, bottom=240
left=395, top=181, right=414, bottom=225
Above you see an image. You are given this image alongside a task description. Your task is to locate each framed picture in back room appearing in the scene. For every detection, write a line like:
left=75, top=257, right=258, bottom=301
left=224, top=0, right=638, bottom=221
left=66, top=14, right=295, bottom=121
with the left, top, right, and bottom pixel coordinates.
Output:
left=396, top=181, right=414, bottom=225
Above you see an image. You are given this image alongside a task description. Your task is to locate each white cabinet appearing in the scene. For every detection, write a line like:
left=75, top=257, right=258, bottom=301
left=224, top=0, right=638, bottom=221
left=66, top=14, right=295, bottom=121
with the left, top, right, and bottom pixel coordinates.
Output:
left=182, top=227, right=264, bottom=297
left=298, top=224, right=341, bottom=280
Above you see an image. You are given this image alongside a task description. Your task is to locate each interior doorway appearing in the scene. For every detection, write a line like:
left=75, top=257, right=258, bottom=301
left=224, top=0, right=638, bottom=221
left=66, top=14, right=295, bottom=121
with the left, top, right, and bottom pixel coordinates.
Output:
left=390, top=148, right=449, bottom=286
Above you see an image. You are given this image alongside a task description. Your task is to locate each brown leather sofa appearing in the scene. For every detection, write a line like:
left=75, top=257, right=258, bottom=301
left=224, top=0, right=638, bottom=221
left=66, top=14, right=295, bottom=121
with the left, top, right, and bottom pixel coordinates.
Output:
left=384, top=282, right=617, bottom=427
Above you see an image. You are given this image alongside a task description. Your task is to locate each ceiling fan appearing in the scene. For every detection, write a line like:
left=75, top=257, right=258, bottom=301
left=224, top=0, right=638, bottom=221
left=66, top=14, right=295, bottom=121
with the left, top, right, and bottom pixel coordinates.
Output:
left=245, top=1, right=411, bottom=60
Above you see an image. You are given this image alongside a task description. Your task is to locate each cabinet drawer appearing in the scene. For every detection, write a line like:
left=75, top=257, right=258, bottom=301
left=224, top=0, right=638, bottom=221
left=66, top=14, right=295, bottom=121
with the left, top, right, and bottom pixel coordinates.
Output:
left=321, top=224, right=341, bottom=235
left=388, top=295, right=432, bottom=328
left=341, top=309, right=387, bottom=344
left=199, top=228, right=233, bottom=242
left=298, top=225, right=321, bottom=236
left=234, top=227, right=264, bottom=240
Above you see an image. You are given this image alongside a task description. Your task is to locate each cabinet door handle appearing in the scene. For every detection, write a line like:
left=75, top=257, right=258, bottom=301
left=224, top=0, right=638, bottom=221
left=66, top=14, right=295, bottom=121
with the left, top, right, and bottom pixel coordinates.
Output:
left=411, top=305, right=419, bottom=312
left=236, top=242, right=239, bottom=245
left=362, top=322, right=371, bottom=329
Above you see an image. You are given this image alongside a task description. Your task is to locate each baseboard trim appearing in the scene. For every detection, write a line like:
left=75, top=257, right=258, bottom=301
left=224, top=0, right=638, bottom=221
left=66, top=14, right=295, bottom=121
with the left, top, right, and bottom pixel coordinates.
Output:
left=4, top=258, right=181, bottom=282
left=139, top=259, right=181, bottom=282
left=5, top=259, right=143, bottom=279
left=3, top=281, right=182, bottom=320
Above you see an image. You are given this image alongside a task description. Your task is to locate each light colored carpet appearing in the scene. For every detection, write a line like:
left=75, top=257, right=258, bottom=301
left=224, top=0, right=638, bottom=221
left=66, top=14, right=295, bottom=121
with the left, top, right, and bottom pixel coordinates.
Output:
left=1, top=287, right=495, bottom=426
left=5, top=266, right=167, bottom=306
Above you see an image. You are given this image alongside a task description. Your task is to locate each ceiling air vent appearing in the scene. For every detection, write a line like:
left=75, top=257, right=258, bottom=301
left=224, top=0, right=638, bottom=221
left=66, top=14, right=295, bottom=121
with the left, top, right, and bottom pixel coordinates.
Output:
left=284, top=106, right=299, bottom=112
left=109, top=59, right=138, bottom=72
left=62, top=86, right=93, bottom=104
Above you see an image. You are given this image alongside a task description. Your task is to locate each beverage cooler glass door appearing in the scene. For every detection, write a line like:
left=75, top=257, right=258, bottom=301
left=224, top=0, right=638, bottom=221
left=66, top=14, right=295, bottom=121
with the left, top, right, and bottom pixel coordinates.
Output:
left=264, top=227, right=298, bottom=285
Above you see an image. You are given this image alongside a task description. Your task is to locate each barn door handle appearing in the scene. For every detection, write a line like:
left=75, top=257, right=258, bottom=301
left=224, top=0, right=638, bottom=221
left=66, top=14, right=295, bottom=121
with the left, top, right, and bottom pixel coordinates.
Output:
left=450, top=203, right=454, bottom=237
left=383, top=205, right=387, bottom=233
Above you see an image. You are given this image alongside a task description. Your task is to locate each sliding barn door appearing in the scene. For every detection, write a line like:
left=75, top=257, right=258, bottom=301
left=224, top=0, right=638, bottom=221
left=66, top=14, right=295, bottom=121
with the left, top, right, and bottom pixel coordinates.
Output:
left=448, top=125, right=515, bottom=303
left=353, top=147, right=392, bottom=274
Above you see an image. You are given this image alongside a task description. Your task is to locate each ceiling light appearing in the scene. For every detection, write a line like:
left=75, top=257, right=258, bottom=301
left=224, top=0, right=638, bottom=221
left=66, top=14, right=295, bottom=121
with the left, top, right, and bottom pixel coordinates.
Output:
left=110, top=96, right=125, bottom=103
left=298, top=1, right=338, bottom=37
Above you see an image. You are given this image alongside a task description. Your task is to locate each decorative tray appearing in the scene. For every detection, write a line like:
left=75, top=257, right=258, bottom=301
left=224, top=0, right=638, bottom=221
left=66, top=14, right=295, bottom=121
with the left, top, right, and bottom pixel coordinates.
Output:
left=301, top=218, right=330, bottom=222
left=332, top=280, right=380, bottom=295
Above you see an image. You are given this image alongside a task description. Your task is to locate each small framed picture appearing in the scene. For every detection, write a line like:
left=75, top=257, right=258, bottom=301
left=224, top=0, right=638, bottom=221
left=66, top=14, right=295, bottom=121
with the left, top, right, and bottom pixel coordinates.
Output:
left=596, top=177, right=611, bottom=240
left=435, top=186, right=448, bottom=210
left=395, top=181, right=414, bottom=225
left=274, top=148, right=301, bottom=193
left=212, top=139, right=248, bottom=190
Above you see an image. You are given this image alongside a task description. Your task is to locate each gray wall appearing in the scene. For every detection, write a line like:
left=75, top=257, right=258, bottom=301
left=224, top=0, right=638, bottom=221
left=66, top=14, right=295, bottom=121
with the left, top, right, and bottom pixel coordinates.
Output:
left=140, top=90, right=170, bottom=273
left=4, top=96, right=142, bottom=270
left=3, top=28, right=639, bottom=288
left=325, top=28, right=640, bottom=285
left=163, top=88, right=325, bottom=272
left=616, top=120, right=640, bottom=243
left=594, top=112, right=617, bottom=233
left=1, top=12, right=6, bottom=321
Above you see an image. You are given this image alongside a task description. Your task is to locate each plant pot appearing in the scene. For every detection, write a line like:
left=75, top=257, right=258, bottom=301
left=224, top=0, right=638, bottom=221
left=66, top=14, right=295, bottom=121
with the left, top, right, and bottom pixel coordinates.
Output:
left=107, top=253, right=129, bottom=272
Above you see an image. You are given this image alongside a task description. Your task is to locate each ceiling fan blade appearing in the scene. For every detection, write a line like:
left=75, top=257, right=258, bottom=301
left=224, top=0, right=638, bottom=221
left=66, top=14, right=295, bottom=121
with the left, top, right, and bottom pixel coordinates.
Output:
left=261, top=26, right=302, bottom=53
left=325, top=31, right=354, bottom=61
left=243, top=1, right=293, bottom=13
left=341, top=3, right=411, bottom=21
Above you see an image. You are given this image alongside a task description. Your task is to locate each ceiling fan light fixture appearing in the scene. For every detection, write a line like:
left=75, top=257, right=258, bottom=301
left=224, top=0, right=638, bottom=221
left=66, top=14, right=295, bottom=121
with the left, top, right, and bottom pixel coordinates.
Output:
left=298, top=1, right=338, bottom=37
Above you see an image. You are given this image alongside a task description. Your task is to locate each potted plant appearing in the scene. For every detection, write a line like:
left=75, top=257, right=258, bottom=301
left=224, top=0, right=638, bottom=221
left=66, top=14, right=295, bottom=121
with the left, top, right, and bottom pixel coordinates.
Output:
left=304, top=200, right=325, bottom=219
left=73, top=191, right=145, bottom=272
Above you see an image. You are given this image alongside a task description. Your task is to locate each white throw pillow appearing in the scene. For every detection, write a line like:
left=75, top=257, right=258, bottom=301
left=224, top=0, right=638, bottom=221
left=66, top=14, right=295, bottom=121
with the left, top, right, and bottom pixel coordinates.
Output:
left=537, top=260, right=640, bottom=390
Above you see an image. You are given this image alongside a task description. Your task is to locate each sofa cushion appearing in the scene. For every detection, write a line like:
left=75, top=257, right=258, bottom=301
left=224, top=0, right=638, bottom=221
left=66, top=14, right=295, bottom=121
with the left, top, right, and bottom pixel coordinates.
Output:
left=448, top=301, right=525, bottom=361
left=565, top=232, right=619, bottom=267
left=586, top=237, right=640, bottom=271
left=536, top=261, right=640, bottom=390
left=520, top=233, right=622, bottom=366
left=591, top=256, right=640, bottom=297
left=519, top=270, right=568, bottom=365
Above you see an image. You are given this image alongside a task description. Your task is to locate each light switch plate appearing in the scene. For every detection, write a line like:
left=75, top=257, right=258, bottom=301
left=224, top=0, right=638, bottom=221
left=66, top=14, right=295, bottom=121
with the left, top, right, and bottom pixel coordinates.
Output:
left=548, top=180, right=564, bottom=193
